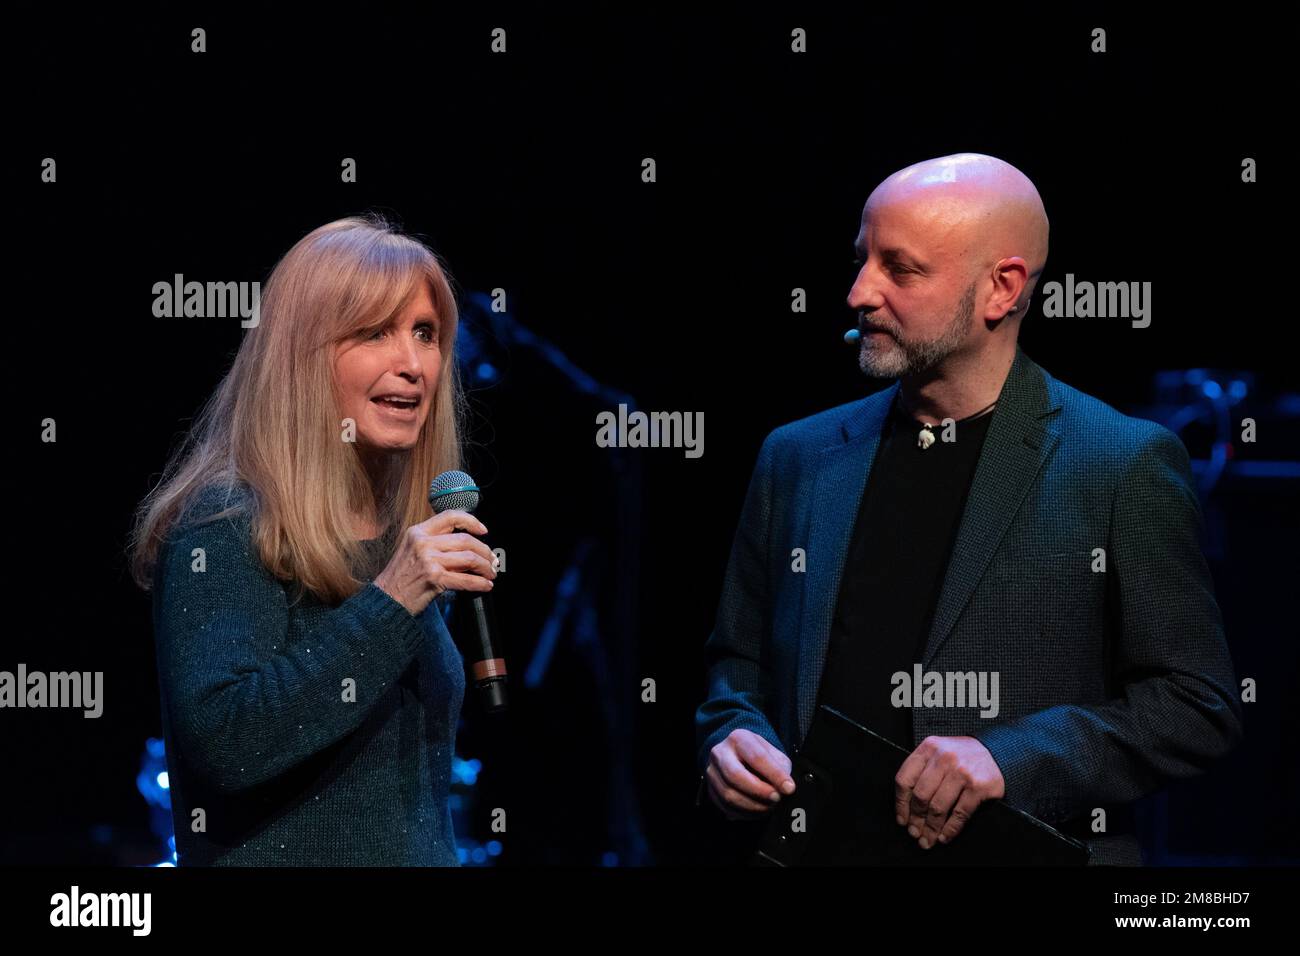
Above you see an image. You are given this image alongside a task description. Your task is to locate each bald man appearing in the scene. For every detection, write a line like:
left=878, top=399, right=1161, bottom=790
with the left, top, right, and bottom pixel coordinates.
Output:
left=694, top=153, right=1243, bottom=865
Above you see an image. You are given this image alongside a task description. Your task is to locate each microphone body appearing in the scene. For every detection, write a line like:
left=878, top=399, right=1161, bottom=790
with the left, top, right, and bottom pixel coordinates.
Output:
left=458, top=591, right=507, bottom=712
left=428, top=470, right=508, bottom=713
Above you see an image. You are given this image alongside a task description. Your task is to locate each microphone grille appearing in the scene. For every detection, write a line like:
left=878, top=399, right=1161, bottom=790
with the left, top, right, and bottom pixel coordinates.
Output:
left=428, top=470, right=480, bottom=514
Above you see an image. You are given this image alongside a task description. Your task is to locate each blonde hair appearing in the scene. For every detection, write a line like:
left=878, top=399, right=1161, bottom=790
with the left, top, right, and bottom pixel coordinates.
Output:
left=128, top=214, right=466, bottom=603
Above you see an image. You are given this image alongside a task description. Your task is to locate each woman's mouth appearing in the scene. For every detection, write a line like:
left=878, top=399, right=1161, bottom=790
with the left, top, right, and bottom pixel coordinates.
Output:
left=371, top=396, right=420, bottom=419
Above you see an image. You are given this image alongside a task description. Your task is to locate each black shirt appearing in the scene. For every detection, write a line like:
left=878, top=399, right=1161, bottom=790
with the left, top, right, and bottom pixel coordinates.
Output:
left=815, top=393, right=996, bottom=748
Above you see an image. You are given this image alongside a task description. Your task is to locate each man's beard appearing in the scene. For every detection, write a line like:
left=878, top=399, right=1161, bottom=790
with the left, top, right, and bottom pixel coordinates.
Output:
left=858, top=282, right=976, bottom=379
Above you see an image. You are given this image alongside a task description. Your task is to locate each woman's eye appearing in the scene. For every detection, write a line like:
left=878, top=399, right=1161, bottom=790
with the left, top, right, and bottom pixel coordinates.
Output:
left=366, top=328, right=385, bottom=341
left=415, top=323, right=438, bottom=344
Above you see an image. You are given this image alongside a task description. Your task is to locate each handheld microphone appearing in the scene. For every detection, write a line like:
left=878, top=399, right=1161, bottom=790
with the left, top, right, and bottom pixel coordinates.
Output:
left=428, top=470, right=507, bottom=713
left=844, top=328, right=861, bottom=344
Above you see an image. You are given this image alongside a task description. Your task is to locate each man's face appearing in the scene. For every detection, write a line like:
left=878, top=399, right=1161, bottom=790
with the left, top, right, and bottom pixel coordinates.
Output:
left=846, top=196, right=977, bottom=379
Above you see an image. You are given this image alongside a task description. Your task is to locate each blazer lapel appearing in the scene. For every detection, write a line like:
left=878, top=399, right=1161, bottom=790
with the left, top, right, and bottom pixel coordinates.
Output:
left=795, top=382, right=898, bottom=744
left=919, top=346, right=1063, bottom=666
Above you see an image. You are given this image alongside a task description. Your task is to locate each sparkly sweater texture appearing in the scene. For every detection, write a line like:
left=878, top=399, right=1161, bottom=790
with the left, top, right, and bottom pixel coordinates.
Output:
left=151, top=487, right=466, bottom=865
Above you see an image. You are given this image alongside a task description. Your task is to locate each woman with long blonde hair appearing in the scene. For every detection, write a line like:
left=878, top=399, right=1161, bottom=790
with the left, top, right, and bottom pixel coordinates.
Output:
left=129, top=215, right=496, bottom=865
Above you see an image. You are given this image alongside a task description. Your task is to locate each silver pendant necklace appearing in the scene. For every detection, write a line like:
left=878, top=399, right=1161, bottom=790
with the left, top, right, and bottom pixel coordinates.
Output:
left=909, top=399, right=998, bottom=450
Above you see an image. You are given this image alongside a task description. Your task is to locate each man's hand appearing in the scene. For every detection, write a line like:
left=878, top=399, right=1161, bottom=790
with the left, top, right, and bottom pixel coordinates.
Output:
left=894, top=735, right=1005, bottom=848
left=705, top=729, right=796, bottom=820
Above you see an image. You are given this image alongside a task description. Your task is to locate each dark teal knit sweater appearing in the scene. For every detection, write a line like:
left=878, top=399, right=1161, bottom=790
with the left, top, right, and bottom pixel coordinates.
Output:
left=151, top=485, right=465, bottom=866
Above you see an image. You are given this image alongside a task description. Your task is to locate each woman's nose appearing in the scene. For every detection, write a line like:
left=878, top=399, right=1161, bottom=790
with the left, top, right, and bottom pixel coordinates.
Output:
left=390, top=335, right=423, bottom=375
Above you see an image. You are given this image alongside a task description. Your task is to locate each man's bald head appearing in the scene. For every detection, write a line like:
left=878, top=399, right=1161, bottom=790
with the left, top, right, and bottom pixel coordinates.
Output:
left=847, top=153, right=1050, bottom=382
left=865, top=152, right=1049, bottom=310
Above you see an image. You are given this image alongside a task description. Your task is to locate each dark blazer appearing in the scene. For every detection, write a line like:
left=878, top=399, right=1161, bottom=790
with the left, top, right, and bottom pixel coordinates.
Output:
left=695, top=345, right=1244, bottom=864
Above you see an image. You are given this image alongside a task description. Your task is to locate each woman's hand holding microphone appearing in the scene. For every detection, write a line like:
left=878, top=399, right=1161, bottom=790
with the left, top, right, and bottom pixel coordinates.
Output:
left=372, top=509, right=497, bottom=616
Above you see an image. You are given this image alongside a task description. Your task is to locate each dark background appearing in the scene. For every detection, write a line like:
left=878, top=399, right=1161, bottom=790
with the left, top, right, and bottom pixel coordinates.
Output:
left=5, top=5, right=1292, bottom=865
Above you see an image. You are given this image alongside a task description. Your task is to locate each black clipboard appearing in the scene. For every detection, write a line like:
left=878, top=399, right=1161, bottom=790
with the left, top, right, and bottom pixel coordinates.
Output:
left=754, top=705, right=1090, bottom=866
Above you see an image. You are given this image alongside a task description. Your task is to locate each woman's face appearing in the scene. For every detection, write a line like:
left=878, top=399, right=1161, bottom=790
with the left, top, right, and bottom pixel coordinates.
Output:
left=333, top=281, right=442, bottom=460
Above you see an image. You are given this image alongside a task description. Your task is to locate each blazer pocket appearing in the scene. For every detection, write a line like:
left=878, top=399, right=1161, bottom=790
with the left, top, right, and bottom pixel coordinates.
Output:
left=987, top=549, right=1098, bottom=578
left=985, top=549, right=1104, bottom=617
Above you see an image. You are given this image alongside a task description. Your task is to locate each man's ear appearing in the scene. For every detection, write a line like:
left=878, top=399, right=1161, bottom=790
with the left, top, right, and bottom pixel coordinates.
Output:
left=993, top=255, right=1031, bottom=316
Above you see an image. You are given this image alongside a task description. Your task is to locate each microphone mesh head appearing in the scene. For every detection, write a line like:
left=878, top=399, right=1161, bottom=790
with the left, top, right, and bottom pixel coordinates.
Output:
left=428, top=470, right=480, bottom=514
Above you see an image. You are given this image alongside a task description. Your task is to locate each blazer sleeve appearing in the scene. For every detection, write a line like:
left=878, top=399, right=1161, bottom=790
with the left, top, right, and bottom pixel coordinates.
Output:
left=695, top=432, right=787, bottom=775
left=153, top=512, right=429, bottom=795
left=970, top=426, right=1245, bottom=824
